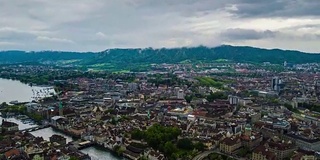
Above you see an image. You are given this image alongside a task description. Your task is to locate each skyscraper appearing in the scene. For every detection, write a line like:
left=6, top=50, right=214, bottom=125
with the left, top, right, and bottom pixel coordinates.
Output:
left=271, top=77, right=283, bottom=93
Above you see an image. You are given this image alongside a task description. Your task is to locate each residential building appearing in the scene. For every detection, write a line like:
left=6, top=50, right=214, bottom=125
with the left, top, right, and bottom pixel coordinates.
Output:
left=219, top=136, right=242, bottom=154
left=1, top=120, right=18, bottom=133
left=252, top=145, right=276, bottom=160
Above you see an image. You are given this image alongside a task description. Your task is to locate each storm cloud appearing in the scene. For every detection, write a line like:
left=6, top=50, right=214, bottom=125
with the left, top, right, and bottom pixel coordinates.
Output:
left=0, top=0, right=320, bottom=52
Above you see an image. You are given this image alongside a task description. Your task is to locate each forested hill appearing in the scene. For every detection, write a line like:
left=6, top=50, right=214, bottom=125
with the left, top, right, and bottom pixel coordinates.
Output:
left=0, top=45, right=319, bottom=65
left=0, top=50, right=95, bottom=64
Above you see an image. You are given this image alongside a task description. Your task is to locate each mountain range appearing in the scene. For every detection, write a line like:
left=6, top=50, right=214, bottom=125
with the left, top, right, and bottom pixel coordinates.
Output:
left=0, top=45, right=319, bottom=68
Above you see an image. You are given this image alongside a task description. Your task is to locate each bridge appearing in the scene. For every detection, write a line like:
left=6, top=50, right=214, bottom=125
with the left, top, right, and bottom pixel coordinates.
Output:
left=192, top=150, right=244, bottom=160
left=20, top=125, right=50, bottom=132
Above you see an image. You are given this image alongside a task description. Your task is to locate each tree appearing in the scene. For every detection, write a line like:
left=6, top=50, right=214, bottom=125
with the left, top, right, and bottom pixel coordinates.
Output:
left=113, top=145, right=125, bottom=156
left=185, top=95, right=193, bottom=103
left=177, top=138, right=193, bottom=150
left=111, top=117, right=117, bottom=125
left=194, top=142, right=206, bottom=151
left=163, top=141, right=177, bottom=157
left=284, top=103, right=300, bottom=113
left=69, top=156, right=79, bottom=160
left=131, top=129, right=145, bottom=140
left=144, top=123, right=181, bottom=150
left=238, top=147, right=249, bottom=157
left=206, top=92, right=227, bottom=102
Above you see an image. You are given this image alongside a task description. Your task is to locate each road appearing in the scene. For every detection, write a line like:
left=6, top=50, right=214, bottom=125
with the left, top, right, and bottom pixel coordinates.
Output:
left=192, top=151, right=215, bottom=160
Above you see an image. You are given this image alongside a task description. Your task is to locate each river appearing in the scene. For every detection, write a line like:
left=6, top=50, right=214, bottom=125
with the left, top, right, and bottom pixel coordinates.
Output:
left=30, top=127, right=122, bottom=160
left=0, top=78, right=122, bottom=160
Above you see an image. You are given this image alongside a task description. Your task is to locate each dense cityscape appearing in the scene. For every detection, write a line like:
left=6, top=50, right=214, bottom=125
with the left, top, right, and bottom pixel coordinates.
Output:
left=1, top=61, right=320, bottom=160
left=2, top=0, right=320, bottom=160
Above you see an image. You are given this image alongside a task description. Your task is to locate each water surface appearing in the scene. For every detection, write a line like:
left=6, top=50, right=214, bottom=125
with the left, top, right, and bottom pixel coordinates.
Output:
left=0, top=78, right=55, bottom=104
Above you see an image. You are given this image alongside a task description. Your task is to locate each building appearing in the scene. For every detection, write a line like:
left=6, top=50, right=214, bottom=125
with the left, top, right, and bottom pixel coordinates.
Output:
left=219, top=136, right=242, bottom=154
left=250, top=113, right=261, bottom=123
left=252, top=145, right=276, bottom=160
left=273, top=120, right=291, bottom=131
left=4, top=148, right=28, bottom=160
left=228, top=95, right=239, bottom=105
left=25, top=102, right=41, bottom=113
left=271, top=77, right=284, bottom=93
left=265, top=138, right=297, bottom=160
left=1, top=120, right=18, bottom=133
left=128, top=83, right=138, bottom=91
left=50, top=134, right=67, bottom=146
left=285, top=133, right=320, bottom=152
left=242, top=134, right=263, bottom=150
left=314, top=81, right=320, bottom=100
left=51, top=116, right=67, bottom=128
left=291, top=149, right=316, bottom=160
left=177, top=89, right=184, bottom=99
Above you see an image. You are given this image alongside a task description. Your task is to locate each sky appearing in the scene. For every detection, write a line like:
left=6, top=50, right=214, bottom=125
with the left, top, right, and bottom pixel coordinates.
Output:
left=1, top=0, right=320, bottom=52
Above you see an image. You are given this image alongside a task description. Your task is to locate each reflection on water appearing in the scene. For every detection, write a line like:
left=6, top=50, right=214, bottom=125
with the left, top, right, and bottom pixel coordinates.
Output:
left=81, top=147, right=124, bottom=160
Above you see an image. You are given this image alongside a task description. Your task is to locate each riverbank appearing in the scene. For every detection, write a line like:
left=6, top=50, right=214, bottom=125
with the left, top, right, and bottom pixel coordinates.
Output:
left=0, top=115, right=122, bottom=160
left=51, top=126, right=124, bottom=159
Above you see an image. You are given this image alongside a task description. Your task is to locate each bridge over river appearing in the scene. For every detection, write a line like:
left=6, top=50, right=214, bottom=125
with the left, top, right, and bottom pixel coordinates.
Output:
left=20, top=124, right=50, bottom=132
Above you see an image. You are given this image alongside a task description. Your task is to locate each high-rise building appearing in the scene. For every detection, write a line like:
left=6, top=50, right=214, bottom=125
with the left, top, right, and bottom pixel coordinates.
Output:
left=228, top=95, right=239, bottom=105
left=271, top=77, right=279, bottom=91
left=315, top=81, right=320, bottom=99
left=271, top=77, right=284, bottom=93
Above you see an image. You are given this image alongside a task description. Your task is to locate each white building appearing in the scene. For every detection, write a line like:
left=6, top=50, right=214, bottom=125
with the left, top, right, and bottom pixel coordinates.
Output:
left=177, top=89, right=184, bottom=99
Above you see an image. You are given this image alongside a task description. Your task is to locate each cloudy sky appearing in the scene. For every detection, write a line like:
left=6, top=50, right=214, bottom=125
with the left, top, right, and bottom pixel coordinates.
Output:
left=1, top=0, right=320, bottom=52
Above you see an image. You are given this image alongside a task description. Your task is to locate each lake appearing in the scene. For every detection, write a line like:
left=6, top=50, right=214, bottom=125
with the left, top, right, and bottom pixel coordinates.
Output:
left=0, top=78, right=55, bottom=104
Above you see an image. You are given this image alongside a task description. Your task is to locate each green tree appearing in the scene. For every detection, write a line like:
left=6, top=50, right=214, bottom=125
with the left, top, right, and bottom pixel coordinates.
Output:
left=177, top=138, right=193, bottom=150
left=238, top=147, right=249, bottom=157
left=206, top=92, right=227, bottom=102
left=185, top=95, right=193, bottom=103
left=194, top=142, right=206, bottom=151
left=113, top=145, right=125, bottom=156
left=131, top=129, right=145, bottom=140
left=144, top=123, right=181, bottom=151
left=163, top=141, right=177, bottom=157
left=69, top=156, right=79, bottom=160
